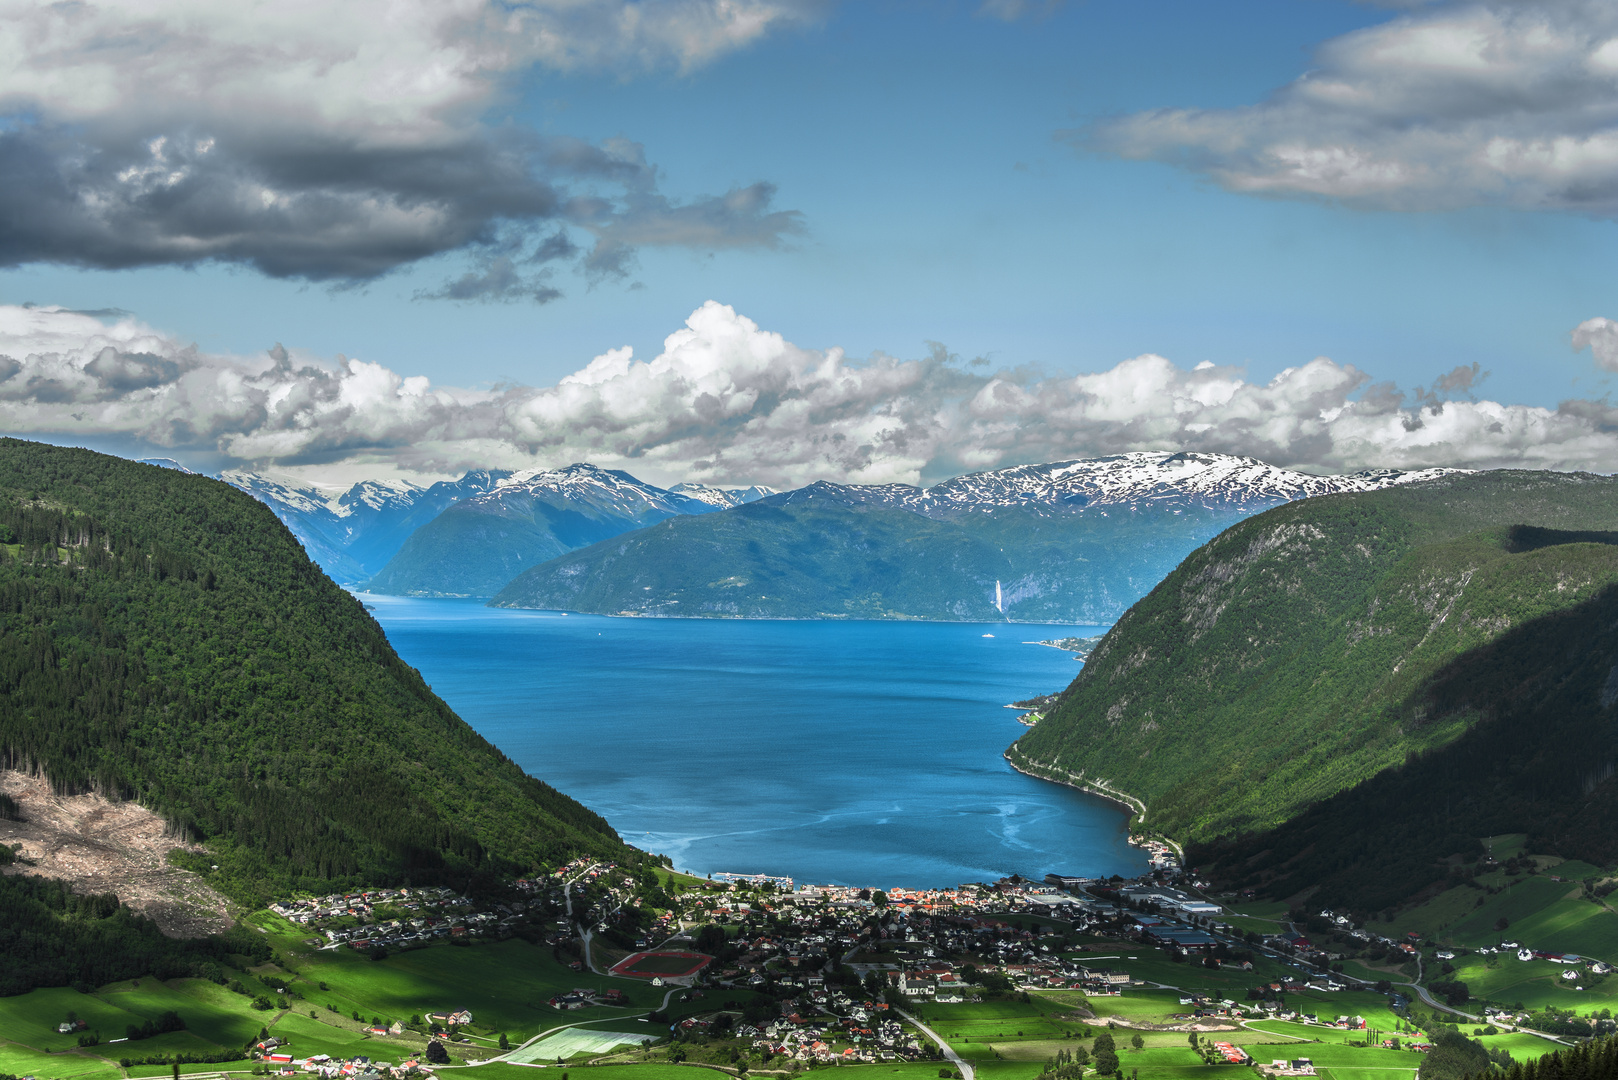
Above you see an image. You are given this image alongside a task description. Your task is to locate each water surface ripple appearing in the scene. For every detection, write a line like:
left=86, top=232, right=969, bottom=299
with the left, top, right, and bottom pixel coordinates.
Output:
left=365, top=597, right=1148, bottom=888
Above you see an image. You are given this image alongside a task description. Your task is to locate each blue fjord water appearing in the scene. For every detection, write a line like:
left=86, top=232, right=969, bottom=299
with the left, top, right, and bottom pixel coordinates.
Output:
left=364, top=596, right=1148, bottom=888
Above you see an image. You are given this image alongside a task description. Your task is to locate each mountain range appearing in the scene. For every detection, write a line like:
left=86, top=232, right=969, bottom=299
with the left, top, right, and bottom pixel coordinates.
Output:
left=217, top=468, right=510, bottom=584
left=491, top=453, right=1458, bottom=622
left=196, top=451, right=1454, bottom=615
left=363, top=465, right=775, bottom=597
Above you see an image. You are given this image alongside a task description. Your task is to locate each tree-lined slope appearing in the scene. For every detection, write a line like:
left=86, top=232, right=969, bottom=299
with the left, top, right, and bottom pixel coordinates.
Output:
left=1191, top=561, right=1618, bottom=912
left=0, top=440, right=630, bottom=900
left=1009, top=470, right=1618, bottom=844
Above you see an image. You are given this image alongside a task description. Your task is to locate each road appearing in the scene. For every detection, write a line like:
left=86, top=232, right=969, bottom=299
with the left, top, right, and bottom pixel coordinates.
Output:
left=896, top=1008, right=974, bottom=1080
left=1190, top=897, right=1576, bottom=1046
left=563, top=864, right=605, bottom=974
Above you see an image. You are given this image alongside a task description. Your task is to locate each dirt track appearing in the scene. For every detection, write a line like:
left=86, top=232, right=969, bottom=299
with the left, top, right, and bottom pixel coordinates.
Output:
left=0, top=770, right=232, bottom=937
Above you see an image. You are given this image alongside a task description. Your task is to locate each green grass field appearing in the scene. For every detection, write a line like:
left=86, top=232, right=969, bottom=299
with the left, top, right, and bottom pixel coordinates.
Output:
left=1443, top=954, right=1618, bottom=1010
left=0, top=1041, right=123, bottom=1079
left=0, top=928, right=692, bottom=1080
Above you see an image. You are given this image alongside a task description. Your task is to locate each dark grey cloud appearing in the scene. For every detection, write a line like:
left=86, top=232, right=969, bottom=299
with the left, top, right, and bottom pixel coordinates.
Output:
left=0, top=124, right=801, bottom=293
left=582, top=181, right=804, bottom=280
left=0, top=0, right=820, bottom=297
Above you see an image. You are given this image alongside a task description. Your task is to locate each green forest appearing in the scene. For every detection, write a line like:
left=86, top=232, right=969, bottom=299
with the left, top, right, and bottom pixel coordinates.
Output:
left=1466, top=1029, right=1618, bottom=1080
left=0, top=875, right=272, bottom=996
left=1189, top=570, right=1618, bottom=912
left=0, top=439, right=636, bottom=905
left=1012, top=470, right=1618, bottom=845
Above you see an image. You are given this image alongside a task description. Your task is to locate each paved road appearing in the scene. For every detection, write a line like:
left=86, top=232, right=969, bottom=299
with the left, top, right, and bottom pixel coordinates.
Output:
left=896, top=1008, right=974, bottom=1080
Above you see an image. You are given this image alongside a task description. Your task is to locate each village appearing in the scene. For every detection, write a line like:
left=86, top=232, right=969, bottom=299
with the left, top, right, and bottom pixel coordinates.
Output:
left=135, top=844, right=1613, bottom=1080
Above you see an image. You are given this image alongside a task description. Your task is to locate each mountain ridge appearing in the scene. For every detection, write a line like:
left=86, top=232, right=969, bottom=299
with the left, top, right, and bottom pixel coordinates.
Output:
left=1007, top=468, right=1618, bottom=851
left=224, top=450, right=1463, bottom=603
left=218, top=468, right=510, bottom=583
left=489, top=453, right=1470, bottom=621
left=362, top=463, right=771, bottom=597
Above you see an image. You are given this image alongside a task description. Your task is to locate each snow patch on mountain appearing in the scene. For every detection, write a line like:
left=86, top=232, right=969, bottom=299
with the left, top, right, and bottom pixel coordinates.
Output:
left=219, top=468, right=508, bottom=583
left=669, top=482, right=778, bottom=508
left=764, top=452, right=1459, bottom=517
left=935, top=452, right=1460, bottom=511
left=136, top=457, right=194, bottom=474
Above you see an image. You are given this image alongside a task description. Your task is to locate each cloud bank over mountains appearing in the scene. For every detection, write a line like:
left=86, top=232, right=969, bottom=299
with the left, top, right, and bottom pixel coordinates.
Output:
left=3, top=301, right=1617, bottom=488
left=0, top=0, right=814, bottom=294
left=1090, top=0, right=1618, bottom=216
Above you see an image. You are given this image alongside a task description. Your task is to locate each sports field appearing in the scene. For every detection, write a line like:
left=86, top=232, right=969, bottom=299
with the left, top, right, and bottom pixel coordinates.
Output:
left=609, top=951, right=713, bottom=978
left=509, top=1027, right=657, bottom=1063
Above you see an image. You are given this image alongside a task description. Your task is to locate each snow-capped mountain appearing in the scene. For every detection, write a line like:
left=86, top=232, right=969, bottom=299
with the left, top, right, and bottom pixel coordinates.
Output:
left=668, top=482, right=777, bottom=508
left=924, top=451, right=1457, bottom=513
left=219, top=469, right=508, bottom=583
left=365, top=464, right=746, bottom=597
left=220, top=449, right=1461, bottom=602
left=494, top=452, right=1468, bottom=624
left=491, top=463, right=720, bottom=517
left=765, top=452, right=1458, bottom=518
left=137, top=457, right=195, bottom=473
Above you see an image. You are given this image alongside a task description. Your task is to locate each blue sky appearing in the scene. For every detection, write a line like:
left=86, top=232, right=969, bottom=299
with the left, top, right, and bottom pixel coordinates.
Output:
left=2, top=0, right=1618, bottom=487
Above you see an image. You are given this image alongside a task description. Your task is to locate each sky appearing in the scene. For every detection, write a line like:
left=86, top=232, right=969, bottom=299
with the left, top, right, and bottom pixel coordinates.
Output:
left=3, top=0, right=1618, bottom=490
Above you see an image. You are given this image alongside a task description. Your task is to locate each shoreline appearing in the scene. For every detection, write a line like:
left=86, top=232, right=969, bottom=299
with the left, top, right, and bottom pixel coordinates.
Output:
left=363, top=592, right=1112, bottom=627
left=1003, top=746, right=1185, bottom=864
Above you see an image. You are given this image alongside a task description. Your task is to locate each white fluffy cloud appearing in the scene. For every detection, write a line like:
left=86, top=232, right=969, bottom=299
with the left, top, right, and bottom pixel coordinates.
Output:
left=4, top=301, right=1618, bottom=487
left=0, top=0, right=815, bottom=288
left=1089, top=0, right=1618, bottom=214
left=0, top=0, right=819, bottom=137
left=1573, top=316, right=1618, bottom=371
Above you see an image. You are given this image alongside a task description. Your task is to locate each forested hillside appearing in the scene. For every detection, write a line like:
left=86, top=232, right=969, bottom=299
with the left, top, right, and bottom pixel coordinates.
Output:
left=1009, top=470, right=1618, bottom=845
left=0, top=440, right=632, bottom=902
left=1190, top=558, right=1618, bottom=912
left=492, top=499, right=1238, bottom=622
